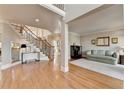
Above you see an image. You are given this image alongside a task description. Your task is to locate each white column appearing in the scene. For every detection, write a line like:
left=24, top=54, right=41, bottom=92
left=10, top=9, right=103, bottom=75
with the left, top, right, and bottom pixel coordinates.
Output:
left=61, top=19, right=69, bottom=72
left=1, top=23, right=12, bottom=65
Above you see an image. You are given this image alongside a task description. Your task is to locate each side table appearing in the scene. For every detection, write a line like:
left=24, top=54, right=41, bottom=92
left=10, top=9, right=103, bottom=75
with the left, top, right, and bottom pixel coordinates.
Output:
left=120, top=55, right=124, bottom=65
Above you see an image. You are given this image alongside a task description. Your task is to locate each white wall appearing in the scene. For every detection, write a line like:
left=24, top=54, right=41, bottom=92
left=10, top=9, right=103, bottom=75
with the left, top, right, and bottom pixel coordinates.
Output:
left=0, top=34, right=1, bottom=42
left=1, top=23, right=21, bottom=65
left=0, top=34, right=1, bottom=48
left=0, top=22, right=2, bottom=42
left=68, top=32, right=81, bottom=59
left=81, top=30, right=124, bottom=52
left=69, top=32, right=81, bottom=45
left=0, top=33, right=1, bottom=63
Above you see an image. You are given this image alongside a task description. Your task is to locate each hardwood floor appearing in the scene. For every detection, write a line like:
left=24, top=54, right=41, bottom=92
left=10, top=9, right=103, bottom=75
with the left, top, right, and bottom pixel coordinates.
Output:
left=0, top=61, right=123, bottom=89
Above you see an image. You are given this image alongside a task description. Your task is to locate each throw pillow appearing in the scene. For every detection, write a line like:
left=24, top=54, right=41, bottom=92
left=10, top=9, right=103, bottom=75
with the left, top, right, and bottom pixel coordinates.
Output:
left=105, top=50, right=114, bottom=57
left=112, top=53, right=117, bottom=58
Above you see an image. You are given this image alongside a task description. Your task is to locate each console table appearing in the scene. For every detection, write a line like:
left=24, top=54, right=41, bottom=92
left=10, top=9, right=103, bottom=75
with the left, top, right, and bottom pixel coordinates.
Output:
left=120, top=55, right=124, bottom=65
left=21, top=52, right=40, bottom=64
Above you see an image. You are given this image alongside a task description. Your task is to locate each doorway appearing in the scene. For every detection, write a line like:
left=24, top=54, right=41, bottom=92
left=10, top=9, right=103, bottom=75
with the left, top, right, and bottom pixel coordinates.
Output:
left=11, top=42, right=20, bottom=63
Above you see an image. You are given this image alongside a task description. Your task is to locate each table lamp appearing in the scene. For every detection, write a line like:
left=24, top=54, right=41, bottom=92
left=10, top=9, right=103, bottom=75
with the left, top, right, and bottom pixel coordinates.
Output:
left=21, top=44, right=27, bottom=53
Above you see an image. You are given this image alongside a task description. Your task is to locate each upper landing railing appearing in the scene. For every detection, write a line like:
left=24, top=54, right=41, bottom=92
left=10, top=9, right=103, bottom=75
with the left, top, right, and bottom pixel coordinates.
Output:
left=53, top=4, right=65, bottom=11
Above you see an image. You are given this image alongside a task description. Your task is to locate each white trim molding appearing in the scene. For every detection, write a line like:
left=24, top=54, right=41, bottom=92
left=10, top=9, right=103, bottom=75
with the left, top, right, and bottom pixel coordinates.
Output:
left=81, top=26, right=124, bottom=37
left=61, top=65, right=69, bottom=72
left=0, top=61, right=21, bottom=70
left=41, top=4, right=65, bottom=17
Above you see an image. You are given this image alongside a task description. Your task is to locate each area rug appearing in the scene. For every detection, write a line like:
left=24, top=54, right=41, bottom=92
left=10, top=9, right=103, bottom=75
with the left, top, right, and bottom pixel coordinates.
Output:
left=70, top=58, right=124, bottom=80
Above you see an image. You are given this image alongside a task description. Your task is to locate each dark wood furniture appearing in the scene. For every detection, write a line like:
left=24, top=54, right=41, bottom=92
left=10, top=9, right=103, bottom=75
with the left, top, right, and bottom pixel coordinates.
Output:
left=70, top=45, right=82, bottom=59
left=120, top=55, right=124, bottom=65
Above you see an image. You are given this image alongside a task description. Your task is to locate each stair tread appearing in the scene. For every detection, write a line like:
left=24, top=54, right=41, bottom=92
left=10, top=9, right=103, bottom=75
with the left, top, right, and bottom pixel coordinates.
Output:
left=11, top=23, right=54, bottom=60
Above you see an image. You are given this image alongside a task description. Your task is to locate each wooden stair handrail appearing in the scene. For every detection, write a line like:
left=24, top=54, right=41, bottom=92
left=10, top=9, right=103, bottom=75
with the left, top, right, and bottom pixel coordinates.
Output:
left=11, top=23, right=54, bottom=60
left=23, top=25, right=40, bottom=40
left=44, top=39, right=54, bottom=47
left=11, top=23, right=53, bottom=45
left=23, top=25, right=54, bottom=49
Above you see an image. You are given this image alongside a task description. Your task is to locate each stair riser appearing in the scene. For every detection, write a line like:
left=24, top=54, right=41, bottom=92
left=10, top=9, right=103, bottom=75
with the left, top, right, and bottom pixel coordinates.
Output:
left=11, top=24, right=54, bottom=60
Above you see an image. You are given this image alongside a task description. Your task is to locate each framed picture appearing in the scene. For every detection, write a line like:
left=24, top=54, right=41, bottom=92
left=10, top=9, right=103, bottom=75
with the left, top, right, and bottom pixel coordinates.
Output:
left=11, top=42, right=20, bottom=48
left=91, top=39, right=96, bottom=45
left=96, top=37, right=110, bottom=46
left=111, top=37, right=118, bottom=44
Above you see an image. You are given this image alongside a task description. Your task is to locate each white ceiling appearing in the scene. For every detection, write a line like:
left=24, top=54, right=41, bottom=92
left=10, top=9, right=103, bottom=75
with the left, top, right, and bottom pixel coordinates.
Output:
left=0, top=4, right=61, bottom=32
left=0, top=4, right=107, bottom=33
left=65, top=4, right=103, bottom=22
left=68, top=5, right=123, bottom=35
left=0, top=4, right=123, bottom=35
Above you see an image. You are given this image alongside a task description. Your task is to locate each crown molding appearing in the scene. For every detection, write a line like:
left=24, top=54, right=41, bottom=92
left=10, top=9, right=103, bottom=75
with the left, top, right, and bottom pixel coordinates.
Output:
left=1, top=61, right=21, bottom=70
left=80, top=26, right=124, bottom=37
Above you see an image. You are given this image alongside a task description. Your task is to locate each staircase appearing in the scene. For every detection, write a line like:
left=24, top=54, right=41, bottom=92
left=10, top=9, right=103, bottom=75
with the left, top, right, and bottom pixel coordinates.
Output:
left=10, top=23, right=54, bottom=61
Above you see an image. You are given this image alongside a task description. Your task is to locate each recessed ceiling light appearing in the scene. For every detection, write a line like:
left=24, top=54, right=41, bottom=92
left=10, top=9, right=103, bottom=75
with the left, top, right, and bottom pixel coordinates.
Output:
left=35, top=19, right=40, bottom=22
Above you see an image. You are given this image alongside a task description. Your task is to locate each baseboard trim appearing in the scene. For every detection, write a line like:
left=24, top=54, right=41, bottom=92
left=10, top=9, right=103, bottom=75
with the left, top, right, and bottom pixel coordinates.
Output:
left=61, top=65, right=69, bottom=72
left=1, top=61, right=21, bottom=70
